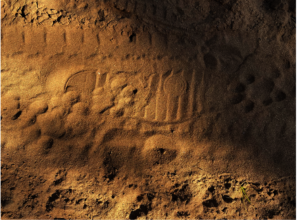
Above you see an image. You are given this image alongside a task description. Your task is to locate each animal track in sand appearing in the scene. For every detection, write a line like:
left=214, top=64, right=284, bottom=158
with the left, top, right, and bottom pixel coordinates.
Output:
left=229, top=63, right=288, bottom=114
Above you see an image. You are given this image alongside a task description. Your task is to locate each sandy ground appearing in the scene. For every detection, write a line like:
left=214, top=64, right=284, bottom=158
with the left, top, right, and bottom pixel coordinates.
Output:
left=1, top=0, right=296, bottom=219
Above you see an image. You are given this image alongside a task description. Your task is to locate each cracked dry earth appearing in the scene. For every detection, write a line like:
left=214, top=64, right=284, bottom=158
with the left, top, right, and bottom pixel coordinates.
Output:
left=1, top=0, right=296, bottom=219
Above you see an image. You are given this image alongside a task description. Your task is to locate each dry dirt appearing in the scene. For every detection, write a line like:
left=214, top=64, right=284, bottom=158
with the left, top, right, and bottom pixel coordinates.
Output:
left=1, top=0, right=296, bottom=219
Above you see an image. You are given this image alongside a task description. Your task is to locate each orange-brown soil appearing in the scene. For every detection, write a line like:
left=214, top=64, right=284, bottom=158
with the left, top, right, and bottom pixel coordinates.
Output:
left=1, top=0, right=296, bottom=219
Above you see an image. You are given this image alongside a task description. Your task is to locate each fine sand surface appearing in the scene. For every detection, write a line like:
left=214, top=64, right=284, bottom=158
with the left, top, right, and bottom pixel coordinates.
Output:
left=1, top=0, right=296, bottom=219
